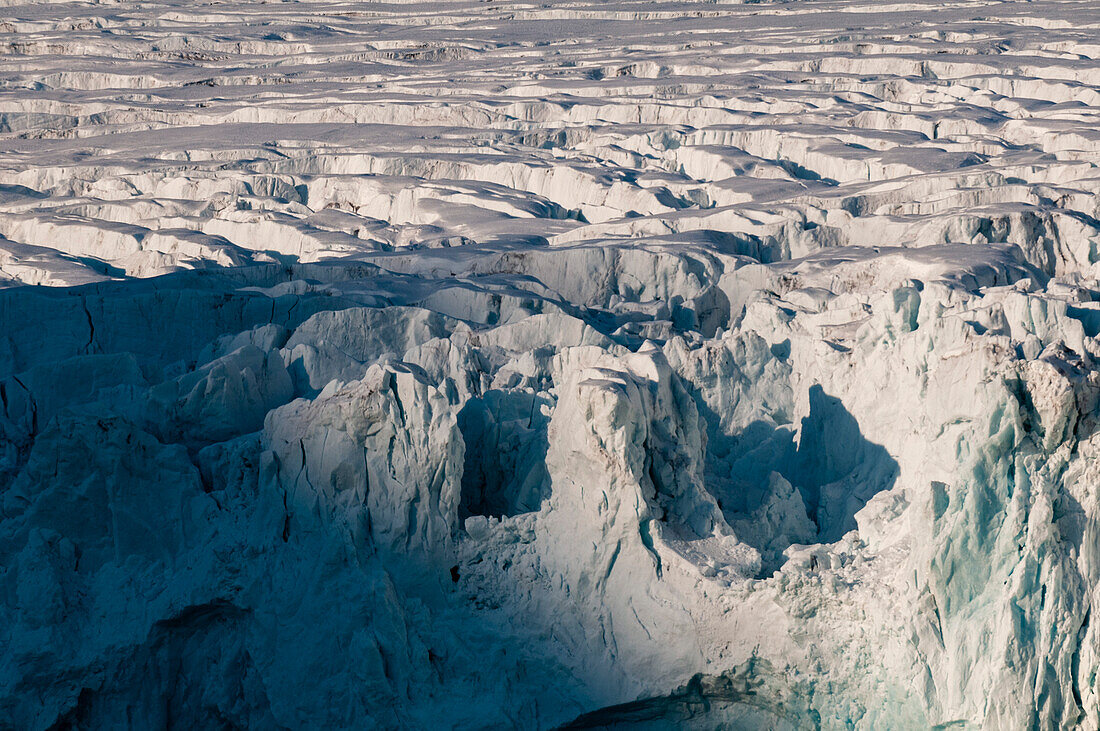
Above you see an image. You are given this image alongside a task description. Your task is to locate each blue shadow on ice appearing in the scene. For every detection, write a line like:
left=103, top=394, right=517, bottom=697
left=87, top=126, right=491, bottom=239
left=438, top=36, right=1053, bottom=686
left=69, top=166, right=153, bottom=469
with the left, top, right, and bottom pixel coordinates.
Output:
left=698, top=384, right=899, bottom=574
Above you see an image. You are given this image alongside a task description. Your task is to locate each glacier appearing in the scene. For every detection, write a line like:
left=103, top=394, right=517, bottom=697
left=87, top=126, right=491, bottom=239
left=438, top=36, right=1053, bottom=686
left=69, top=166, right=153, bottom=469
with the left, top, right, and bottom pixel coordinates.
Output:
left=3, top=0, right=1100, bottom=728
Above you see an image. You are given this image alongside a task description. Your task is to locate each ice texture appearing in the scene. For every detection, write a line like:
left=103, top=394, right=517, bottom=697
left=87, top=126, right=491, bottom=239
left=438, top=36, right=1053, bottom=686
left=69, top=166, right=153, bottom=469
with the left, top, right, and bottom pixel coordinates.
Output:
left=4, top=0, right=1100, bottom=728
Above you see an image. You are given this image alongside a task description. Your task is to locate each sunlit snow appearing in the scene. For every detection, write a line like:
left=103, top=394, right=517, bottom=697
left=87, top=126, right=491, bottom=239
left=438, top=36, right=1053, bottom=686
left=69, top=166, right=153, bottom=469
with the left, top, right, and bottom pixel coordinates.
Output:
left=3, top=0, right=1100, bottom=728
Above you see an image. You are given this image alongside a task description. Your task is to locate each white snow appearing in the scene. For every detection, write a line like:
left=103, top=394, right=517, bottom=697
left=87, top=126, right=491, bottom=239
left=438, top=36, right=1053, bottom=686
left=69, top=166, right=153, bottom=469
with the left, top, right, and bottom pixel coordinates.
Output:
left=3, top=0, right=1100, bottom=728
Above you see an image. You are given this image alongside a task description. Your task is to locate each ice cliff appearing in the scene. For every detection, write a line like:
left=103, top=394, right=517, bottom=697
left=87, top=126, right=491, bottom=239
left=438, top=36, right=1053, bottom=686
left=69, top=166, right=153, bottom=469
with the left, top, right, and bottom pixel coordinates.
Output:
left=4, top=0, right=1100, bottom=728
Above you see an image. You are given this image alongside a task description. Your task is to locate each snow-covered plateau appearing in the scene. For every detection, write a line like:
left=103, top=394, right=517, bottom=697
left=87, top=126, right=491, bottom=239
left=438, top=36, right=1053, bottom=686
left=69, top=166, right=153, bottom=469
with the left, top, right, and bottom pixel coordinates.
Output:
left=4, top=0, right=1100, bottom=727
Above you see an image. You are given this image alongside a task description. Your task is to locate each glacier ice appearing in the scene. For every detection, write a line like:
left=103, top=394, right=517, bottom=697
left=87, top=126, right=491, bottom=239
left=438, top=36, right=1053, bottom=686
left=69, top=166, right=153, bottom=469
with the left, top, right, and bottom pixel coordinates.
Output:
left=5, top=0, right=1100, bottom=728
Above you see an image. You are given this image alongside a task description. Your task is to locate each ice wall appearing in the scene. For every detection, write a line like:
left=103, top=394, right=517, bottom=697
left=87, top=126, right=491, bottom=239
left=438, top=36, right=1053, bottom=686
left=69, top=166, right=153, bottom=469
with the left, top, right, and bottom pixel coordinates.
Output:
left=4, top=0, right=1100, bottom=728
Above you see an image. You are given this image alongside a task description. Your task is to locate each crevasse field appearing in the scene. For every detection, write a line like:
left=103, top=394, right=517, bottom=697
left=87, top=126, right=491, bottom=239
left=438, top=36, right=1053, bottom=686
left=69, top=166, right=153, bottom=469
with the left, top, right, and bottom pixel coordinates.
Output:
left=3, top=0, right=1100, bottom=728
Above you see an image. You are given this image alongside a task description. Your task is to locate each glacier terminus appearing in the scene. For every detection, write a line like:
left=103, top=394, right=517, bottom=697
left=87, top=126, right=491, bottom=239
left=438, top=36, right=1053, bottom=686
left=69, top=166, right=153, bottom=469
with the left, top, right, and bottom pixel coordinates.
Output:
left=3, top=0, right=1100, bottom=728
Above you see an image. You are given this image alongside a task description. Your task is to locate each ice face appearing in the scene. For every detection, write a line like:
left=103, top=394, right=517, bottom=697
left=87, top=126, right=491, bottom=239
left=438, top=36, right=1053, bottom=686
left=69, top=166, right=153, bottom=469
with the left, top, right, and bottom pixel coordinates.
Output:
left=4, top=0, right=1100, bottom=728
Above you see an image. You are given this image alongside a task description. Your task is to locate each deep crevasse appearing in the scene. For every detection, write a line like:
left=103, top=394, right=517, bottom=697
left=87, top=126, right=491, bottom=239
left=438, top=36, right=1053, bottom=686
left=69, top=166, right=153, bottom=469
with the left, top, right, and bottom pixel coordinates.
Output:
left=3, top=1, right=1100, bottom=728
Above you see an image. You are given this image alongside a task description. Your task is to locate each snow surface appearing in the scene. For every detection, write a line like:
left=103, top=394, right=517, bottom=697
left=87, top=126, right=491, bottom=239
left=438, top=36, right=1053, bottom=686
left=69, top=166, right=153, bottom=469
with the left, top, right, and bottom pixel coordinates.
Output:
left=4, top=0, right=1100, bottom=727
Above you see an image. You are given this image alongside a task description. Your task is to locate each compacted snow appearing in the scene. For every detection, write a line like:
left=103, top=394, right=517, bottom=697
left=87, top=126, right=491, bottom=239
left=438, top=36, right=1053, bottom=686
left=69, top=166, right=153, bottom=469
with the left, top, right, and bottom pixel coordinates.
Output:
left=4, top=0, right=1100, bottom=727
